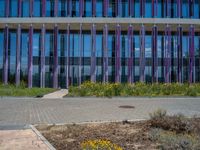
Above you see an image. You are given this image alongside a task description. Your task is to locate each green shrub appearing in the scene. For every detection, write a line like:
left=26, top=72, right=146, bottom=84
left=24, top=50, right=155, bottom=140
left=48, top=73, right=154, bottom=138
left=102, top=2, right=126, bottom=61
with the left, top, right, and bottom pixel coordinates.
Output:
left=149, top=109, right=167, bottom=120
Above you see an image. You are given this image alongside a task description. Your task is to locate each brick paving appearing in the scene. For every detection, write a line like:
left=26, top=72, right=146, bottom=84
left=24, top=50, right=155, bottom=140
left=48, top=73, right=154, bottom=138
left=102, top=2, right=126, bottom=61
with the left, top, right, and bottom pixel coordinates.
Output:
left=0, top=97, right=200, bottom=125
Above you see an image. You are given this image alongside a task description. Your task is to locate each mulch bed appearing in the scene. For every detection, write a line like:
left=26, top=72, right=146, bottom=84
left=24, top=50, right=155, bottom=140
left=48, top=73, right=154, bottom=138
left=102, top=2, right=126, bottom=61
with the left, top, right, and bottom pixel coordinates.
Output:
left=37, top=121, right=157, bottom=150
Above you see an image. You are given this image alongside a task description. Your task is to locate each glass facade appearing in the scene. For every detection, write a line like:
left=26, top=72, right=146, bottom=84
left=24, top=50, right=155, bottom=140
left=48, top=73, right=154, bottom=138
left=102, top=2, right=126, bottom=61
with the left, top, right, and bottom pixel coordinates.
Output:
left=0, top=1, right=199, bottom=88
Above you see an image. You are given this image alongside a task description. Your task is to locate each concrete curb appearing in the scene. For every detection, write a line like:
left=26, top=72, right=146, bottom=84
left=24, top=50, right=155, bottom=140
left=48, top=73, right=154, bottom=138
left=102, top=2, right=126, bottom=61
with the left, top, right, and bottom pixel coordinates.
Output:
left=30, top=125, right=56, bottom=150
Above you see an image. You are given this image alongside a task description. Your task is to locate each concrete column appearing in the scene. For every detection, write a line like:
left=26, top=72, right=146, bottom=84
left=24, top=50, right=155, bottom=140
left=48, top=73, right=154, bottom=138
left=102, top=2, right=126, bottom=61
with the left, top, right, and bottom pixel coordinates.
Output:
left=104, top=0, right=108, bottom=17
left=79, top=24, right=83, bottom=85
left=92, top=0, right=96, bottom=17
left=53, top=25, right=58, bottom=88
left=54, top=0, right=58, bottom=17
left=103, top=24, right=108, bottom=83
left=115, top=24, right=121, bottom=83
left=189, top=25, right=195, bottom=83
left=40, top=24, right=45, bottom=88
left=152, top=25, right=158, bottom=82
left=42, top=0, right=46, bottom=17
left=3, top=25, right=9, bottom=84
left=177, top=25, right=183, bottom=83
left=91, top=24, right=96, bottom=82
left=28, top=25, right=33, bottom=88
left=5, top=0, right=9, bottom=17
left=128, top=25, right=133, bottom=83
left=164, top=25, right=171, bottom=83
left=66, top=24, right=70, bottom=88
left=140, top=25, right=145, bottom=82
left=30, top=0, right=33, bottom=17
left=18, top=0, right=22, bottom=17
left=16, top=24, right=21, bottom=86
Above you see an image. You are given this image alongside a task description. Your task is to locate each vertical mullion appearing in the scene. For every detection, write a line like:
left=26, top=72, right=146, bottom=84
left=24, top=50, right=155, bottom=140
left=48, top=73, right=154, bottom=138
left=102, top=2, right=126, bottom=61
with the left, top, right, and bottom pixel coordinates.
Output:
left=189, top=25, right=195, bottom=83
left=177, top=25, right=183, bottom=83
left=53, top=25, right=58, bottom=88
left=104, top=0, right=108, bottom=17
left=177, top=0, right=182, bottom=18
left=54, top=0, right=58, bottom=17
left=92, top=0, right=96, bottom=17
left=66, top=24, right=70, bottom=88
left=40, top=24, right=45, bottom=88
left=3, top=25, right=9, bottom=84
left=140, top=25, right=145, bottom=82
left=91, top=24, right=96, bottom=82
left=30, top=0, right=34, bottom=17
left=18, top=0, right=22, bottom=17
left=16, top=24, right=21, bottom=86
left=5, top=0, right=9, bottom=17
left=128, top=25, right=133, bottom=83
left=152, top=25, right=158, bottom=82
left=28, top=25, right=33, bottom=88
left=42, top=0, right=46, bottom=17
left=79, top=24, right=83, bottom=85
left=115, top=24, right=121, bottom=82
left=103, top=24, right=108, bottom=82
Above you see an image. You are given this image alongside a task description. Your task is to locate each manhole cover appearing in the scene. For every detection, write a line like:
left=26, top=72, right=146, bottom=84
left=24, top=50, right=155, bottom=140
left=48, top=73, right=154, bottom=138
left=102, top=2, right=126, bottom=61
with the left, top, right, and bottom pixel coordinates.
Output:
left=119, top=105, right=135, bottom=109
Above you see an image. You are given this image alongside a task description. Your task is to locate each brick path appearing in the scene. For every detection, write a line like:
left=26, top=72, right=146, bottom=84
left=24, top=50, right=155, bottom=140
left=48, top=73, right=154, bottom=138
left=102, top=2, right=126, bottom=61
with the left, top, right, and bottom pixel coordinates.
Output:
left=0, top=97, right=200, bottom=125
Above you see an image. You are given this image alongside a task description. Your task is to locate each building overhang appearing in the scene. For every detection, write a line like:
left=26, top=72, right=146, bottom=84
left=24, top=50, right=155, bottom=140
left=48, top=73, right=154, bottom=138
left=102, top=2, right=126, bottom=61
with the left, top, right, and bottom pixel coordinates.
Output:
left=0, top=17, right=200, bottom=32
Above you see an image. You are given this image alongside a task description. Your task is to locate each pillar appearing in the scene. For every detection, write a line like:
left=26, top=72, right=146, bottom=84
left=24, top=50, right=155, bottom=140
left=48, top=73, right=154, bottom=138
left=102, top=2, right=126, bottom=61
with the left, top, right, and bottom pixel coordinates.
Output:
left=79, top=24, right=83, bottom=85
left=3, top=25, right=9, bottom=84
left=16, top=24, right=21, bottom=86
left=177, top=0, right=182, bottom=18
left=66, top=24, right=70, bottom=88
left=189, top=25, right=195, bottom=83
left=152, top=25, right=158, bottom=82
left=152, top=0, right=158, bottom=17
left=91, top=24, right=96, bottom=82
left=140, top=0, right=145, bottom=17
left=28, top=25, right=33, bottom=88
left=67, top=0, right=72, bottom=16
left=165, top=0, right=171, bottom=17
left=18, top=0, right=22, bottom=17
left=164, top=25, right=171, bottom=83
left=177, top=25, right=183, bottom=83
left=128, top=0, right=134, bottom=17
left=42, top=0, right=46, bottom=17
left=40, top=24, right=45, bottom=88
left=128, top=25, right=134, bottom=83
left=54, top=0, right=58, bottom=17
left=189, top=0, right=194, bottom=18
left=115, top=24, right=121, bottom=83
left=140, top=25, right=145, bottom=82
left=103, top=24, right=108, bottom=82
left=79, top=0, right=84, bottom=17
left=5, top=0, right=9, bottom=17
left=53, top=25, right=58, bottom=88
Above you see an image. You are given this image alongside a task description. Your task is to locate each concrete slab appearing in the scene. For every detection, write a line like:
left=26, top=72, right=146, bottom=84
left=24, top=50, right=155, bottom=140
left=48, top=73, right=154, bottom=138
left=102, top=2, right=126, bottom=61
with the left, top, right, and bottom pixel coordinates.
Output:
left=0, top=129, right=49, bottom=150
left=42, top=89, right=68, bottom=99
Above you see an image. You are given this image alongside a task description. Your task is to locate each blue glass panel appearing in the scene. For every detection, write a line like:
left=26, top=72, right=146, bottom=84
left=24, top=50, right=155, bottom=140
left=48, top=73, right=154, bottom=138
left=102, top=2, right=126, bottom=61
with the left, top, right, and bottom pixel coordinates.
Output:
left=182, top=0, right=189, bottom=18
left=72, top=0, right=79, bottom=17
left=96, top=34, right=102, bottom=81
left=0, top=31, right=3, bottom=81
left=46, top=0, right=54, bottom=17
left=10, top=0, right=18, bottom=17
left=58, top=0, right=67, bottom=17
left=194, top=0, right=200, bottom=19
left=22, top=0, right=30, bottom=17
left=96, top=0, right=103, bottom=17
left=0, top=0, right=5, bottom=17
left=9, top=31, right=16, bottom=83
left=157, top=0, right=163, bottom=18
left=84, top=0, right=92, bottom=17
left=34, top=0, right=41, bottom=17
left=134, top=0, right=140, bottom=17
left=121, top=0, right=128, bottom=17
left=145, top=0, right=152, bottom=18
left=108, top=1, right=115, bottom=17
left=21, top=32, right=28, bottom=83
left=182, top=36, right=189, bottom=82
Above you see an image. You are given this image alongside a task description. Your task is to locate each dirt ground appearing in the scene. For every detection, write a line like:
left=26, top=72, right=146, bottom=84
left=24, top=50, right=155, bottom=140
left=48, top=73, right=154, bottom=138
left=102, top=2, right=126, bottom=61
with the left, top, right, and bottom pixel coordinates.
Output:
left=37, top=121, right=158, bottom=150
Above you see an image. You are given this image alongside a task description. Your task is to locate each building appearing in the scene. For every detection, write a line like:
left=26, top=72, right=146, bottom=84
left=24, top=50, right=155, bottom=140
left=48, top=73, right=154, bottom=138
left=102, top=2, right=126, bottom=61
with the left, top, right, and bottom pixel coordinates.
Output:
left=0, top=0, right=199, bottom=88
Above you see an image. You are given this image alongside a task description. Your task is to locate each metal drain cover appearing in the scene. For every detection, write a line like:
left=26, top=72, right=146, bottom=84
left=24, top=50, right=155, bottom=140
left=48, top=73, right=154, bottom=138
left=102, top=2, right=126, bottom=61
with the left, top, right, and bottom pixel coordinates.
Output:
left=119, top=105, right=135, bottom=109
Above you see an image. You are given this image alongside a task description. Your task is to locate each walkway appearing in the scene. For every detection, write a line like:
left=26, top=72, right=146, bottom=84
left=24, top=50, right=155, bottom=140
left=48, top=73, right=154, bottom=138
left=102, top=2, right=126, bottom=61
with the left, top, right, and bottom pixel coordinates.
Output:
left=0, top=97, right=200, bottom=125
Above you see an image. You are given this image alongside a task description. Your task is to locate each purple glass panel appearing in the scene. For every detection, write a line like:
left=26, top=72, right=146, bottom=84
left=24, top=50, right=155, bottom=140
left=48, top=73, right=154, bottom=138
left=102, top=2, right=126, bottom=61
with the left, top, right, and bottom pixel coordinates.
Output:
left=67, top=0, right=72, bottom=16
left=177, top=0, right=182, bottom=18
left=115, top=24, right=121, bottom=83
left=79, top=0, right=84, bottom=17
left=18, top=0, right=22, bottom=17
left=164, top=25, right=171, bottom=83
left=30, top=0, right=33, bottom=17
left=91, top=24, right=96, bottom=82
left=103, top=24, right=108, bottom=82
left=189, top=25, right=195, bottom=83
left=152, top=25, right=158, bottom=82
left=189, top=0, right=194, bottom=18
left=16, top=24, right=21, bottom=86
left=152, top=0, right=158, bottom=17
left=140, top=25, right=145, bottom=82
left=177, top=25, right=183, bottom=83
left=104, top=0, right=108, bottom=17
left=128, top=25, right=133, bottom=83
left=40, top=24, right=45, bottom=88
left=3, top=25, right=9, bottom=84
left=42, top=0, right=46, bottom=17
left=5, top=0, right=9, bottom=17
left=79, top=24, right=83, bottom=85
left=128, top=0, right=134, bottom=17
left=28, top=25, right=33, bottom=88
left=53, top=25, right=58, bottom=88
left=66, top=24, right=70, bottom=88
left=92, top=0, right=96, bottom=17
left=54, top=0, right=58, bottom=17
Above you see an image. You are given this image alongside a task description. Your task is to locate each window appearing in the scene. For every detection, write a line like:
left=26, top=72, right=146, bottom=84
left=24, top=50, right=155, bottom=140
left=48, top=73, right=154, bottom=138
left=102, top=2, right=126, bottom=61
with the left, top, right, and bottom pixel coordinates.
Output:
left=84, top=0, right=92, bottom=17
left=34, top=0, right=41, bottom=17
left=96, top=0, right=103, bottom=17
left=10, top=0, right=18, bottom=17
left=72, top=0, right=79, bottom=17
left=0, top=0, right=5, bottom=17
left=22, top=0, right=30, bottom=17
left=58, top=0, right=67, bottom=17
left=46, top=0, right=54, bottom=17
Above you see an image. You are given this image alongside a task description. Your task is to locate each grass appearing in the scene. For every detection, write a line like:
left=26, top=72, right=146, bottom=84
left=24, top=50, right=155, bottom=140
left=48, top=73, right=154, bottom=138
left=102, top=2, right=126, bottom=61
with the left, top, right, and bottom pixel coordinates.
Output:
left=0, top=83, right=56, bottom=97
left=68, top=81, right=200, bottom=97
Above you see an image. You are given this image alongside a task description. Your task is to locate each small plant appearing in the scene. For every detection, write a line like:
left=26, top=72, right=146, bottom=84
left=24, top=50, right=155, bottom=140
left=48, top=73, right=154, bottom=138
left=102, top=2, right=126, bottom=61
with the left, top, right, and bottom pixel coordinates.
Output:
left=81, top=139, right=123, bottom=150
left=149, top=109, right=167, bottom=119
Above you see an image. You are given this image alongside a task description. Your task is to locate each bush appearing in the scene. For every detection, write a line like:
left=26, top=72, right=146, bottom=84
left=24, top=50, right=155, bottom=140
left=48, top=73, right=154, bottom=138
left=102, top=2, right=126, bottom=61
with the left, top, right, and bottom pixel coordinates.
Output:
left=149, top=109, right=167, bottom=120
